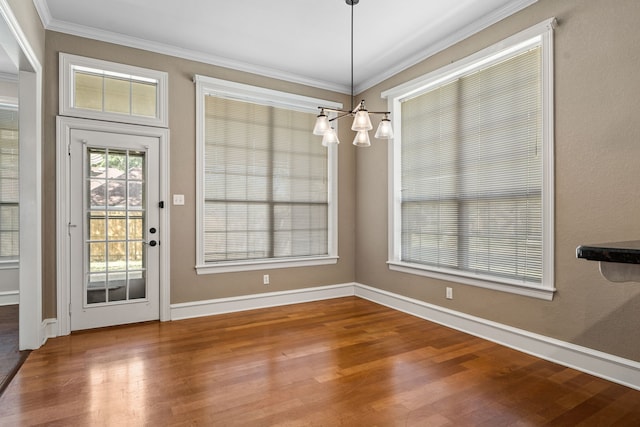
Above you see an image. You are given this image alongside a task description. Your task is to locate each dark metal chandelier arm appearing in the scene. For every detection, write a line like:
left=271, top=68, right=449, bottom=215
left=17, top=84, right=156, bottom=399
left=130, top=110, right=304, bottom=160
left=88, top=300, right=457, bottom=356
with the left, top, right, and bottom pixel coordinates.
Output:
left=329, top=112, right=355, bottom=122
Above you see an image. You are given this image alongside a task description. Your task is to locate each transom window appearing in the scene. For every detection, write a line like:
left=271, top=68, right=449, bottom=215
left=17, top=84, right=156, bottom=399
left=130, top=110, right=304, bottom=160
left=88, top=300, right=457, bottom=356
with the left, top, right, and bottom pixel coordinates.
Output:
left=195, top=76, right=339, bottom=274
left=60, top=53, right=168, bottom=127
left=383, top=19, right=555, bottom=300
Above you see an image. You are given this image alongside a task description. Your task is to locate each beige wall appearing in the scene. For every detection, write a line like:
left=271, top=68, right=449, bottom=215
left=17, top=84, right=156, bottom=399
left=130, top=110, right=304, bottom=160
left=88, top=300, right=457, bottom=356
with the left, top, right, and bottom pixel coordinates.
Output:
left=43, top=32, right=355, bottom=316
left=356, top=0, right=640, bottom=362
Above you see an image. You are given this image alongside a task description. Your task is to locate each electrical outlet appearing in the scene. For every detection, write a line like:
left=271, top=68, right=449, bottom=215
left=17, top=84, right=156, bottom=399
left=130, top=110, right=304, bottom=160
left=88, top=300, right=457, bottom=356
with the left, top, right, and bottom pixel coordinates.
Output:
left=263, top=274, right=270, bottom=285
left=173, top=194, right=185, bottom=205
left=446, top=287, right=453, bottom=299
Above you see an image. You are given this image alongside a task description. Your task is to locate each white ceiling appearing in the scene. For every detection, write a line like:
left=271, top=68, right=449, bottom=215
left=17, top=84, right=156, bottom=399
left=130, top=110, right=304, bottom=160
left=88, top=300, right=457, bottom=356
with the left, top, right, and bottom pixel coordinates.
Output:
left=34, top=0, right=537, bottom=94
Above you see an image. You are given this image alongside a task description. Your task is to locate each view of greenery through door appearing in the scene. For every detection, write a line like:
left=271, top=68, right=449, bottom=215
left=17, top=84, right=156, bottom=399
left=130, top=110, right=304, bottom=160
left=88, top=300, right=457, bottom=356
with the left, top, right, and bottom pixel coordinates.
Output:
left=86, top=147, right=146, bottom=304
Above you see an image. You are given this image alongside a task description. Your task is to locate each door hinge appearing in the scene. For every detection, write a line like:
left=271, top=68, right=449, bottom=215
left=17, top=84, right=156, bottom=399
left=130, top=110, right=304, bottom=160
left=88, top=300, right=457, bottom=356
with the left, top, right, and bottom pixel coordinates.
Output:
left=69, top=302, right=72, bottom=315
left=159, top=201, right=164, bottom=208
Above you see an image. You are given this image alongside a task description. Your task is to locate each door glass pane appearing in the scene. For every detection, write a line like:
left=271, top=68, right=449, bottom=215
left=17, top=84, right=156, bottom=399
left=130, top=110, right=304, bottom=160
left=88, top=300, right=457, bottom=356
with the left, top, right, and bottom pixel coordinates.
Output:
left=85, top=147, right=147, bottom=305
left=106, top=150, right=127, bottom=207
left=89, top=242, right=106, bottom=272
left=88, top=212, right=106, bottom=240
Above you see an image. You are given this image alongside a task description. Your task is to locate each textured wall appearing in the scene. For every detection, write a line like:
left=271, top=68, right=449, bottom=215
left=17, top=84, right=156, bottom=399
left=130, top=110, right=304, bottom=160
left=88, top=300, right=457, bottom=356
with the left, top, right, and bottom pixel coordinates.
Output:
left=356, top=0, right=640, bottom=361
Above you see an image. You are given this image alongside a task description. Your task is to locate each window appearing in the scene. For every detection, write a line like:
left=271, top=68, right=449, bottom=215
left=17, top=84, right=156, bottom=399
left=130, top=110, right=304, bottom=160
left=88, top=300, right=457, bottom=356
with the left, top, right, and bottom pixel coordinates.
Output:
left=195, top=76, right=339, bottom=274
left=0, top=104, right=18, bottom=262
left=60, top=53, right=168, bottom=127
left=383, top=19, right=555, bottom=299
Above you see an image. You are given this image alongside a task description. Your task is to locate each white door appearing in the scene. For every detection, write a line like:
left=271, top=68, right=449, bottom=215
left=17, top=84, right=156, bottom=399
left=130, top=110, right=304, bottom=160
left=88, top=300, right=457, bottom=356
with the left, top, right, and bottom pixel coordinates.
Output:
left=69, top=129, right=160, bottom=331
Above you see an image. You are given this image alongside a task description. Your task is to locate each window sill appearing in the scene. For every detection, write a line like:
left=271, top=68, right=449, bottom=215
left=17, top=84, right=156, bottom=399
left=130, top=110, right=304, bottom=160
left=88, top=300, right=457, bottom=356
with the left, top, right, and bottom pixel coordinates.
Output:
left=387, top=261, right=555, bottom=301
left=196, top=256, right=339, bottom=275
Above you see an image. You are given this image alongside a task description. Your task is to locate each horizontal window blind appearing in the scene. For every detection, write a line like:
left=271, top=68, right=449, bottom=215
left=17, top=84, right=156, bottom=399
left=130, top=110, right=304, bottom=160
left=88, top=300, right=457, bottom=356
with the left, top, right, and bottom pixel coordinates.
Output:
left=400, top=46, right=542, bottom=283
left=203, top=95, right=328, bottom=262
left=0, top=106, right=19, bottom=260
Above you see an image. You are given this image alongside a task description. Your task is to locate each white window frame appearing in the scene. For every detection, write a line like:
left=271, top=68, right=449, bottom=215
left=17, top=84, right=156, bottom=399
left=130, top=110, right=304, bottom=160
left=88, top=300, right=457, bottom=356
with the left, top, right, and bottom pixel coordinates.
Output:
left=382, top=18, right=556, bottom=300
left=194, top=75, right=340, bottom=274
left=59, top=53, right=169, bottom=128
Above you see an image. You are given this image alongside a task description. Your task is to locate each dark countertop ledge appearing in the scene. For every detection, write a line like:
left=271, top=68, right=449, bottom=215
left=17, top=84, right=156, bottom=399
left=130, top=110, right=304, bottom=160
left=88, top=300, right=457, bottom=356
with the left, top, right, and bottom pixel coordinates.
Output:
left=576, top=240, right=640, bottom=264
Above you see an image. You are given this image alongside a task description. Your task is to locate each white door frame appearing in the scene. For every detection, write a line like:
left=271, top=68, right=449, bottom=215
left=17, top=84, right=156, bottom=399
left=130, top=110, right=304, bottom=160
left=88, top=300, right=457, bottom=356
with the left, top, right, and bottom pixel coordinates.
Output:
left=0, top=0, right=44, bottom=350
left=57, top=116, right=170, bottom=336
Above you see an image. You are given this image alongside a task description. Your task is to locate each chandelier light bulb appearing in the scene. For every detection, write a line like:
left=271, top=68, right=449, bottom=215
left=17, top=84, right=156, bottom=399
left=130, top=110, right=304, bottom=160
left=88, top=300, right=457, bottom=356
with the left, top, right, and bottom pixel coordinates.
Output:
left=352, top=130, right=371, bottom=147
left=374, top=116, right=394, bottom=139
left=322, top=127, right=340, bottom=146
left=351, top=110, right=373, bottom=131
left=313, top=111, right=330, bottom=136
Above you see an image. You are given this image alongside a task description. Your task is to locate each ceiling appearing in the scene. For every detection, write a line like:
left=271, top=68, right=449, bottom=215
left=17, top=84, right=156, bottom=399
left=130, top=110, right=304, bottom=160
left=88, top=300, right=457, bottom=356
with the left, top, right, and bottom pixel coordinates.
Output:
left=34, top=0, right=536, bottom=94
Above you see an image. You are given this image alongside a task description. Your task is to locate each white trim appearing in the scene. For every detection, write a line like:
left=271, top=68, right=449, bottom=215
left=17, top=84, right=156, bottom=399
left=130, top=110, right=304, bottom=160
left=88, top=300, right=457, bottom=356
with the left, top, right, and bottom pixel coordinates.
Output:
left=388, top=262, right=555, bottom=301
left=0, top=0, right=45, bottom=351
left=34, top=0, right=347, bottom=94
left=384, top=18, right=556, bottom=298
left=0, top=290, right=18, bottom=306
left=0, top=260, right=18, bottom=270
left=41, top=318, right=58, bottom=344
left=59, top=53, right=169, bottom=128
left=358, top=1, right=540, bottom=93
left=196, top=256, right=338, bottom=275
left=56, top=116, right=171, bottom=336
left=170, top=283, right=355, bottom=321
left=194, top=75, right=342, bottom=113
left=195, top=76, right=340, bottom=274
left=382, top=18, right=557, bottom=100
left=354, top=284, right=640, bottom=392
left=33, top=0, right=538, bottom=95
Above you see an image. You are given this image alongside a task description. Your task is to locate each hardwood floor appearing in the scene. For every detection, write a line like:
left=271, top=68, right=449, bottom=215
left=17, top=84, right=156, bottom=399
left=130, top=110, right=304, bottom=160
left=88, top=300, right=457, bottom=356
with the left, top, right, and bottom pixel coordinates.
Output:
left=1, top=297, right=639, bottom=426
left=0, top=304, right=28, bottom=397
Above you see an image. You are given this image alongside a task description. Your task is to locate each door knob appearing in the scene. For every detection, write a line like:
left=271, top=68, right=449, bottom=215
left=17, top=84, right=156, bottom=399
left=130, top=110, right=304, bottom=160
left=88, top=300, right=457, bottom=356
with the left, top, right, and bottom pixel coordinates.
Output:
left=147, top=240, right=157, bottom=247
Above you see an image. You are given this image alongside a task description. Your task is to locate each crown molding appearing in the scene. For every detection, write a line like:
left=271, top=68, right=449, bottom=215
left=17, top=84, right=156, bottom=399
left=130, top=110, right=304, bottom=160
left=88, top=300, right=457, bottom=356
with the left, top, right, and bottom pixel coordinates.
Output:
left=34, top=0, right=537, bottom=96
left=32, top=0, right=350, bottom=94
left=355, top=0, right=538, bottom=94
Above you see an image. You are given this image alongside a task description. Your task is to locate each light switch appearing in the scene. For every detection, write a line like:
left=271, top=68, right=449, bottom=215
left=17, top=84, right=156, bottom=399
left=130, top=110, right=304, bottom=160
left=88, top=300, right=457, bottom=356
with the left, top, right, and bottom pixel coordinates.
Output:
left=173, top=194, right=185, bottom=205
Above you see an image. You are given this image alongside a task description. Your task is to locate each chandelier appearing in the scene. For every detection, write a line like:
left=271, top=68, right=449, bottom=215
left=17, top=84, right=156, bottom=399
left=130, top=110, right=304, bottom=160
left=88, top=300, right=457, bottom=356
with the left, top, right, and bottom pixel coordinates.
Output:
left=312, top=0, right=394, bottom=147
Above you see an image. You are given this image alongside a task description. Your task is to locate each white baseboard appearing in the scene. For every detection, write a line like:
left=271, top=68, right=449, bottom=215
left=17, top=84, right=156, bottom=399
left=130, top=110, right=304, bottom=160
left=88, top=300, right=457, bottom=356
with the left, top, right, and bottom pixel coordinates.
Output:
left=170, top=283, right=356, bottom=321
left=41, top=318, right=58, bottom=345
left=354, top=283, right=640, bottom=391
left=0, top=290, right=19, bottom=306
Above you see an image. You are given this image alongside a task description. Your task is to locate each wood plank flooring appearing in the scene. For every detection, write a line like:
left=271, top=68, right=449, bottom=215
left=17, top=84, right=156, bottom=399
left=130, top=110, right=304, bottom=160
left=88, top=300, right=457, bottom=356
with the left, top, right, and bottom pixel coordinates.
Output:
left=1, top=297, right=639, bottom=426
left=0, top=304, right=28, bottom=396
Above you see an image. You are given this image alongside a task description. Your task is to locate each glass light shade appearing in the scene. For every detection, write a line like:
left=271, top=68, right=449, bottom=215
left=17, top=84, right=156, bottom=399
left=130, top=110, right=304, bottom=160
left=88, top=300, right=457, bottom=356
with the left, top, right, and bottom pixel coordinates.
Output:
left=313, top=113, right=330, bottom=136
left=351, top=110, right=373, bottom=131
left=352, top=130, right=371, bottom=147
left=322, top=127, right=340, bottom=146
left=374, top=118, right=394, bottom=139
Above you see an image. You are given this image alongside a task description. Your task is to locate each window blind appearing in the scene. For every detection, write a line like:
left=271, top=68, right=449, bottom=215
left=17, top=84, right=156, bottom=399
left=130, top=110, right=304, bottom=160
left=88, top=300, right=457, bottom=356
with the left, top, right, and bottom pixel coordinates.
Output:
left=400, top=46, right=542, bottom=283
left=203, top=95, right=328, bottom=262
left=0, top=106, right=19, bottom=260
